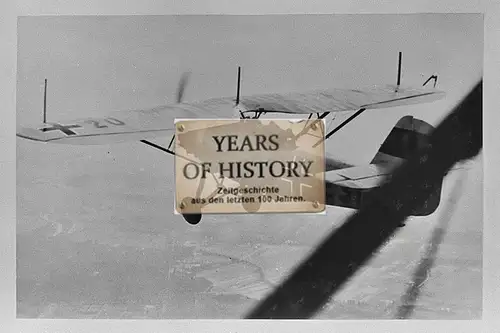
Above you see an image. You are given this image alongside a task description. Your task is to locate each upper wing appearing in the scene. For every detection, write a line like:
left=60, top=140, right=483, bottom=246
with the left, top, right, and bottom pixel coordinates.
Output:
left=238, top=85, right=445, bottom=115
left=17, top=84, right=445, bottom=145
left=16, top=100, right=235, bottom=145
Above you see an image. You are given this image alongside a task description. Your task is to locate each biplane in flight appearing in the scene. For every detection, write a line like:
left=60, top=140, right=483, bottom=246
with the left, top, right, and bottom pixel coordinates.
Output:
left=17, top=52, right=446, bottom=225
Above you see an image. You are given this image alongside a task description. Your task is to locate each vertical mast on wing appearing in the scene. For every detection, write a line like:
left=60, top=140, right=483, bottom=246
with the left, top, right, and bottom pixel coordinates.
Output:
left=393, top=50, right=438, bottom=89
left=395, top=51, right=402, bottom=93
left=43, top=78, right=47, bottom=124
left=236, top=66, right=241, bottom=105
left=234, top=66, right=249, bottom=119
left=233, top=66, right=266, bottom=119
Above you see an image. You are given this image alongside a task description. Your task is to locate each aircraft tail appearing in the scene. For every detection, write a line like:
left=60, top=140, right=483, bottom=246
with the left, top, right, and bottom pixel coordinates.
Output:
left=371, top=115, right=441, bottom=216
left=371, top=115, right=434, bottom=166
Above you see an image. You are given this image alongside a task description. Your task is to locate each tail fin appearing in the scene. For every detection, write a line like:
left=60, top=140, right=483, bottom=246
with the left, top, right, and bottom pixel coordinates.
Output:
left=372, top=115, right=442, bottom=216
left=371, top=115, right=434, bottom=166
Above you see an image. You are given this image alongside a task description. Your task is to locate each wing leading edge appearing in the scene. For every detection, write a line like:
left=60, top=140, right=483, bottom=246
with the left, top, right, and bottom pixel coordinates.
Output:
left=17, top=84, right=445, bottom=145
left=238, top=85, right=444, bottom=115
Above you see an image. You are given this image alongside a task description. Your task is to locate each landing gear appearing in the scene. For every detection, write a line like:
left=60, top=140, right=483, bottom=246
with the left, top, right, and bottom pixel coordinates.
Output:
left=179, top=196, right=203, bottom=225
left=242, top=199, right=261, bottom=213
left=182, top=213, right=202, bottom=225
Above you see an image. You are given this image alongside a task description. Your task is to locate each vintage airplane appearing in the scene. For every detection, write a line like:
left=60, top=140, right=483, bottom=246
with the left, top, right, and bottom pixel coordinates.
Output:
left=174, top=113, right=445, bottom=226
left=17, top=52, right=446, bottom=225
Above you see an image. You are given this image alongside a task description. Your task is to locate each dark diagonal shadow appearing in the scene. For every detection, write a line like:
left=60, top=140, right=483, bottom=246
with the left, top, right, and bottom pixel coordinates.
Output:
left=245, top=80, right=482, bottom=319
left=395, top=170, right=467, bottom=319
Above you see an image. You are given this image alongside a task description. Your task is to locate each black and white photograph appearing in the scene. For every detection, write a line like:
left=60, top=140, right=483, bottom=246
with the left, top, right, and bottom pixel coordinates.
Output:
left=16, top=14, right=483, bottom=319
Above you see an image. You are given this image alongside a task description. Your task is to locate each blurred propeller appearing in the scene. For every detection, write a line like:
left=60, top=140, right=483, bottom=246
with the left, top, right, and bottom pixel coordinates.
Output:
left=176, top=72, right=191, bottom=103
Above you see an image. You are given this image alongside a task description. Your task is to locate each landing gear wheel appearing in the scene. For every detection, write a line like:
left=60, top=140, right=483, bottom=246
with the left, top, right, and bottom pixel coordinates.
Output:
left=180, top=196, right=203, bottom=225
left=182, top=213, right=202, bottom=225
left=242, top=198, right=261, bottom=213
left=239, top=183, right=262, bottom=213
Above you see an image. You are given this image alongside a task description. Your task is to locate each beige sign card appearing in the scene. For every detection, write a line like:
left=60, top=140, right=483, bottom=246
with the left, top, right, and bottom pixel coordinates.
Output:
left=174, top=119, right=325, bottom=215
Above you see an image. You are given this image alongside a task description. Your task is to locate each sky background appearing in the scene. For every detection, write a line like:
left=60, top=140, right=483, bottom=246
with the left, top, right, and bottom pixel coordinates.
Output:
left=15, top=14, right=484, bottom=320
left=17, top=14, right=482, bottom=164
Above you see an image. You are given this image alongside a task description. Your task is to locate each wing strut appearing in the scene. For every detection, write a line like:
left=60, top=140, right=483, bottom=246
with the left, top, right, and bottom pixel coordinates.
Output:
left=140, top=139, right=176, bottom=156
left=139, top=138, right=228, bottom=204
left=167, top=135, right=175, bottom=150
left=294, top=112, right=330, bottom=138
left=140, top=137, right=205, bottom=167
left=312, top=108, right=366, bottom=148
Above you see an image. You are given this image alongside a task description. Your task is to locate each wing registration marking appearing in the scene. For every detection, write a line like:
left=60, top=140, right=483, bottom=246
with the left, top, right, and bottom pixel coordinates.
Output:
left=82, top=117, right=126, bottom=129
left=39, top=123, right=82, bottom=136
